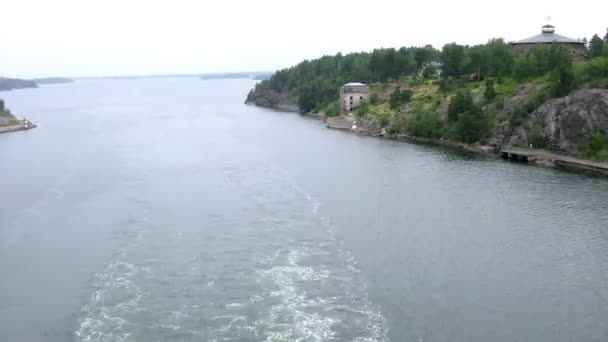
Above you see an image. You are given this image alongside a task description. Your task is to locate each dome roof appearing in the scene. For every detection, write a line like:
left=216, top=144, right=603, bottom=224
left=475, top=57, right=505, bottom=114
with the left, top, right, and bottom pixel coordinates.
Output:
left=512, top=25, right=584, bottom=45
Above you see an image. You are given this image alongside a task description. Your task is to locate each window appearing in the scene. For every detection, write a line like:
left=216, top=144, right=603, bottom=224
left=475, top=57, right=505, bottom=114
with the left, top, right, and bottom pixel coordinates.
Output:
left=349, top=96, right=353, bottom=100
left=360, top=96, right=363, bottom=100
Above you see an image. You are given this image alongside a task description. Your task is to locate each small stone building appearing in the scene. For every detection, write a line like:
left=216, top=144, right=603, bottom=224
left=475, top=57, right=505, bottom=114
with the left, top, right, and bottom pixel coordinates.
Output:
left=341, top=82, right=370, bottom=113
left=511, top=24, right=586, bottom=59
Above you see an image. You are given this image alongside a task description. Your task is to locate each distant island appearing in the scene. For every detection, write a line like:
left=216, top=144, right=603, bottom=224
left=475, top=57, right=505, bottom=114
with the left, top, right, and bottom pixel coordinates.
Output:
left=32, top=77, right=74, bottom=84
left=200, top=71, right=272, bottom=81
left=0, top=77, right=38, bottom=92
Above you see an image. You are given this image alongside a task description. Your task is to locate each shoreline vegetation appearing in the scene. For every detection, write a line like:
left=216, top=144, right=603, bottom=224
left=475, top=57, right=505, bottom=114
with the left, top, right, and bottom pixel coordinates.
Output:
left=0, top=99, right=36, bottom=134
left=246, top=29, right=608, bottom=176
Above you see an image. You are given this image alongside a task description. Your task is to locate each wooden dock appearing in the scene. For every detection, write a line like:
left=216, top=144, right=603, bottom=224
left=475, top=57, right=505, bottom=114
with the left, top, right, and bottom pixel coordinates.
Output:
left=500, top=148, right=608, bottom=175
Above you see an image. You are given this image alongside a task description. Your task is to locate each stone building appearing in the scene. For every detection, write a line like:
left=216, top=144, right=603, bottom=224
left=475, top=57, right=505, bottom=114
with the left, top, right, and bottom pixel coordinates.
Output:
left=340, top=82, right=370, bottom=113
left=511, top=24, right=586, bottom=59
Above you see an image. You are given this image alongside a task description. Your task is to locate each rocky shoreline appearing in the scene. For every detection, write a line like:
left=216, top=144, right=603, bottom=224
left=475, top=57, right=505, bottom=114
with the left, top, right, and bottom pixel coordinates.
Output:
left=0, top=119, right=37, bottom=135
left=249, top=102, right=608, bottom=176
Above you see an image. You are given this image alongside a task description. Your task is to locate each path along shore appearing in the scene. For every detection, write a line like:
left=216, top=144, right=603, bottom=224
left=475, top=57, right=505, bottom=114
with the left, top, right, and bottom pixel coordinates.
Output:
left=324, top=114, right=608, bottom=176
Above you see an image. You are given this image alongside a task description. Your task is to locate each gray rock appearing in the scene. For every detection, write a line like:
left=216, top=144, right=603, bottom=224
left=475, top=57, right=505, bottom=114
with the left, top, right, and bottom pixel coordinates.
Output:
left=532, top=89, right=608, bottom=156
left=500, top=83, right=543, bottom=120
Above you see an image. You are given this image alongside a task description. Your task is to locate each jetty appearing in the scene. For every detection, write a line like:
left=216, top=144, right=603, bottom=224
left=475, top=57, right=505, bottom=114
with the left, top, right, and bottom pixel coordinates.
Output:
left=500, top=147, right=608, bottom=175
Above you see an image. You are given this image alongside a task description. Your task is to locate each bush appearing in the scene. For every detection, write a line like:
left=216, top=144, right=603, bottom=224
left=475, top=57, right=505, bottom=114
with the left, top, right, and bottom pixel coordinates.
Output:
left=370, top=92, right=380, bottom=105
left=484, top=79, right=497, bottom=100
left=422, top=65, right=437, bottom=79
left=447, top=90, right=481, bottom=122
left=583, top=130, right=608, bottom=161
left=356, top=101, right=370, bottom=117
left=509, top=107, right=528, bottom=128
left=451, top=110, right=489, bottom=143
left=324, top=104, right=340, bottom=117
left=528, top=123, right=545, bottom=148
left=439, top=77, right=465, bottom=93
left=377, top=112, right=391, bottom=127
left=389, top=116, right=407, bottom=135
left=407, top=111, right=443, bottom=138
left=549, top=67, right=575, bottom=98
left=389, top=87, right=413, bottom=110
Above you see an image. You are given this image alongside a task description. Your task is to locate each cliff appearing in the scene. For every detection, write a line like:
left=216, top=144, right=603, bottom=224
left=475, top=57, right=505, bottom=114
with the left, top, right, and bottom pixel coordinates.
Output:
left=0, top=77, right=38, bottom=91
left=245, top=87, right=299, bottom=112
left=510, top=89, right=608, bottom=157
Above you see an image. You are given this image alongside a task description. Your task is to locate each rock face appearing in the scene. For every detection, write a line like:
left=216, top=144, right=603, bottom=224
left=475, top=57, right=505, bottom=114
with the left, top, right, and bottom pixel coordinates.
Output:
left=0, top=77, right=38, bottom=91
left=245, top=88, right=299, bottom=112
left=531, top=89, right=608, bottom=156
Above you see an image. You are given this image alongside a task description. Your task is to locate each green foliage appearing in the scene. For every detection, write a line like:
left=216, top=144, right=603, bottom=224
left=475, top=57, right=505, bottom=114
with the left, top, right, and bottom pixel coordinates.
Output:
left=484, top=79, right=497, bottom=100
left=549, top=67, right=575, bottom=98
left=448, top=90, right=480, bottom=122
left=528, top=123, right=545, bottom=148
left=356, top=101, right=370, bottom=117
left=509, top=107, right=528, bottom=128
left=513, top=45, right=573, bottom=82
left=590, top=34, right=605, bottom=58
left=414, top=45, right=438, bottom=71
left=0, top=99, right=4, bottom=112
left=422, top=65, right=437, bottom=79
left=451, top=110, right=489, bottom=143
left=369, top=92, right=380, bottom=105
left=581, top=130, right=608, bottom=161
left=441, top=43, right=466, bottom=78
left=324, top=103, right=340, bottom=117
left=388, top=115, right=407, bottom=135
left=439, top=77, right=465, bottom=93
left=389, top=87, right=413, bottom=110
left=445, top=90, right=489, bottom=143
left=376, top=111, right=392, bottom=127
left=575, top=57, right=608, bottom=86
left=407, top=111, right=443, bottom=138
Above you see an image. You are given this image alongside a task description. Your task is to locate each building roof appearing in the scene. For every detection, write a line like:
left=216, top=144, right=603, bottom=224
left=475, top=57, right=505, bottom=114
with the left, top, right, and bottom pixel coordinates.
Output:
left=343, top=82, right=367, bottom=87
left=512, top=25, right=584, bottom=45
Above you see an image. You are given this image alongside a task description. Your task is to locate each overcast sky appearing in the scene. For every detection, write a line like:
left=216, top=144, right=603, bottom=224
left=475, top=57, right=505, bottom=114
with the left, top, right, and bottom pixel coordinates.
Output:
left=1, top=0, right=606, bottom=78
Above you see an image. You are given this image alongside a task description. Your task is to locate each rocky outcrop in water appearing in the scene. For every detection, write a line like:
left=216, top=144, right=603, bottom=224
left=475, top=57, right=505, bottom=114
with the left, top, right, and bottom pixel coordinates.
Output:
left=0, top=77, right=38, bottom=92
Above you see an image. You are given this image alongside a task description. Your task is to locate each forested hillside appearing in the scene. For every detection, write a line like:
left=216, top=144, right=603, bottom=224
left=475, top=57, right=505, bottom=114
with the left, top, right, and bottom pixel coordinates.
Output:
left=247, top=29, right=608, bottom=160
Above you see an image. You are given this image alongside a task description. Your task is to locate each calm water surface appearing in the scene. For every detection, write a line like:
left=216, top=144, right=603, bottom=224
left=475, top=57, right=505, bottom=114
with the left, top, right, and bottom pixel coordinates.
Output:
left=1, top=79, right=607, bottom=342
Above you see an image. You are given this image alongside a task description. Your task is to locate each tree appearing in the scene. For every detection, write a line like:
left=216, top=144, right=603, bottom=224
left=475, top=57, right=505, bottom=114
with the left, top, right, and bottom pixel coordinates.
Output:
left=441, top=43, right=466, bottom=78
left=448, top=90, right=480, bottom=122
left=513, top=53, right=533, bottom=80
left=422, top=65, right=437, bottom=79
left=590, top=34, right=605, bottom=58
left=550, top=66, right=575, bottom=98
left=0, top=99, right=4, bottom=112
left=389, top=87, right=413, bottom=110
left=453, top=110, right=488, bottom=143
left=486, top=38, right=514, bottom=78
left=604, top=28, right=608, bottom=42
left=484, top=79, right=497, bottom=100
left=414, top=47, right=433, bottom=72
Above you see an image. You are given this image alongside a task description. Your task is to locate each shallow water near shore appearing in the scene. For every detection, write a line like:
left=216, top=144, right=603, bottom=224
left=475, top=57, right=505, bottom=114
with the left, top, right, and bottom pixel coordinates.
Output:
left=1, top=78, right=608, bottom=341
